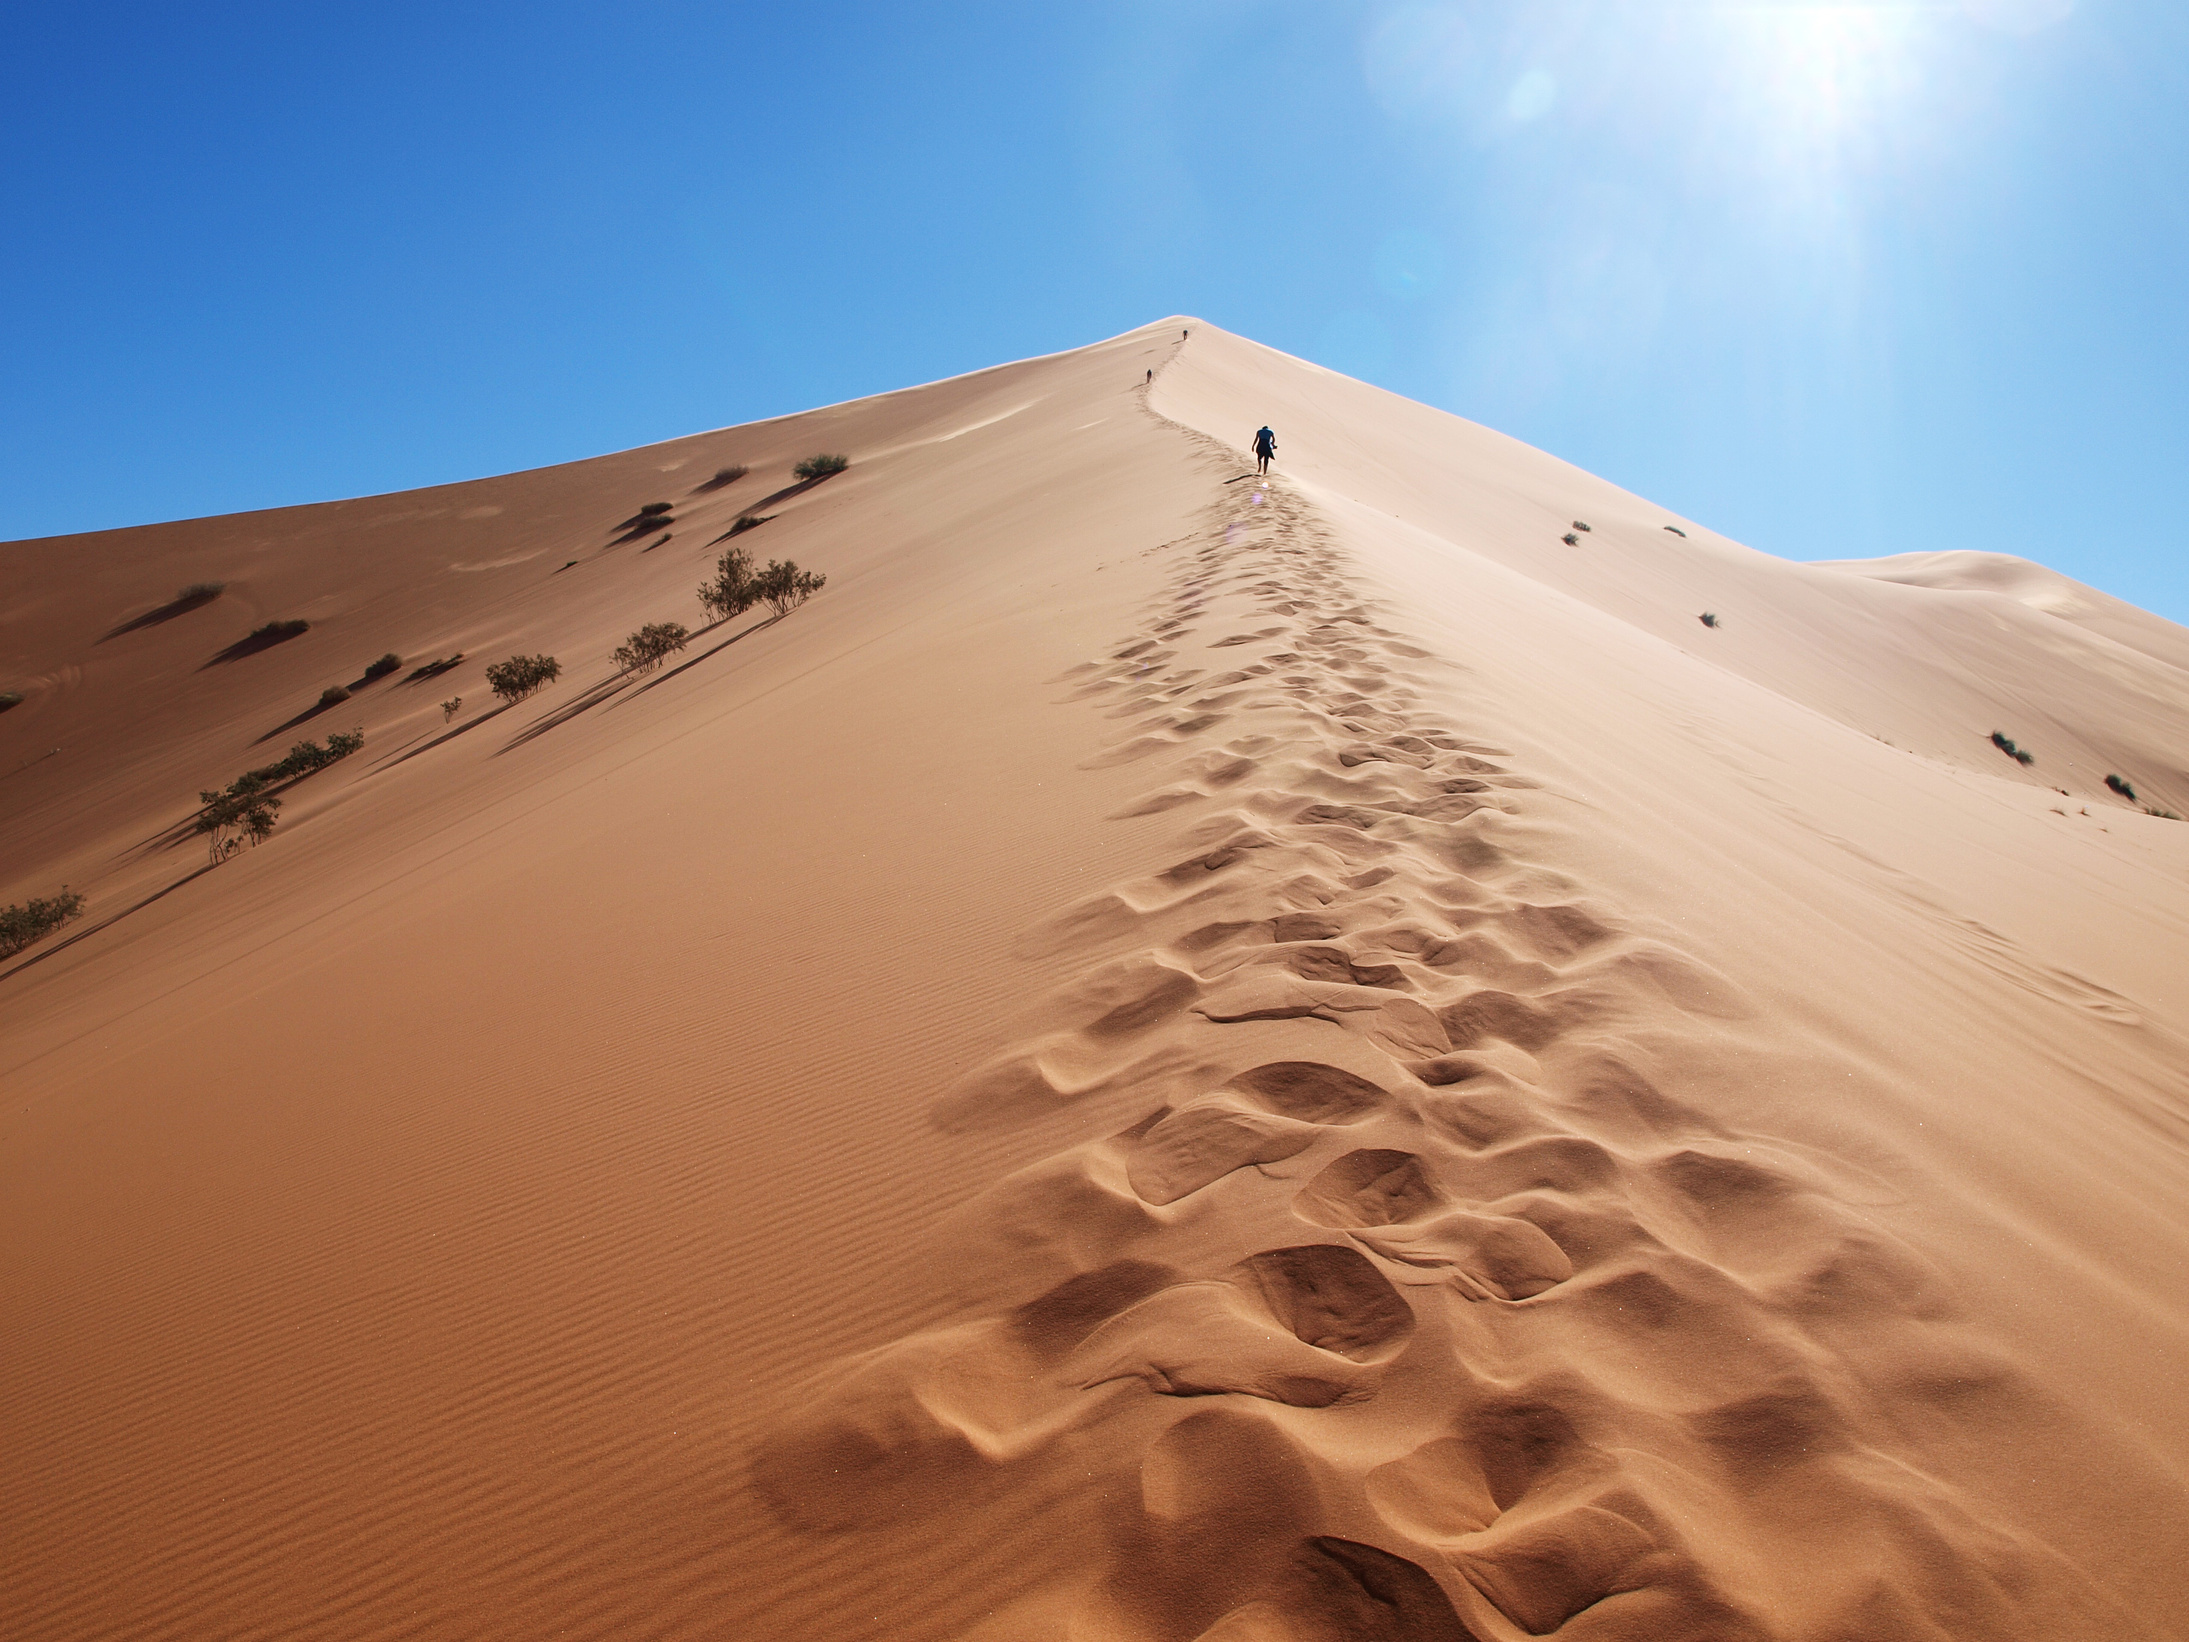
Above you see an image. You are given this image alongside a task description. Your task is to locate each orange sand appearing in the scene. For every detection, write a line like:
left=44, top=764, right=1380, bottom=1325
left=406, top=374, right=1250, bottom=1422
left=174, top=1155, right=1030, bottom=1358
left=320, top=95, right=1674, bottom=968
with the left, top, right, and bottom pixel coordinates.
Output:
left=4, top=320, right=2187, bottom=1641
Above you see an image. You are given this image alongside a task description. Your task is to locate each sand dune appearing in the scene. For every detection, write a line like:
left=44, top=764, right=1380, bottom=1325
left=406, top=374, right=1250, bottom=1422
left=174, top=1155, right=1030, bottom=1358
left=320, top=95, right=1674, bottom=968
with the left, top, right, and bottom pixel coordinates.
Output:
left=5, top=320, right=2187, bottom=1640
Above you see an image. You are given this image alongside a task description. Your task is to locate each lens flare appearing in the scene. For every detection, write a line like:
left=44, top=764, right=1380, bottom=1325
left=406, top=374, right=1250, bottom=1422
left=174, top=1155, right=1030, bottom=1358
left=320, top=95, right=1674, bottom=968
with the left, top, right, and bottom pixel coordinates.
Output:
left=1507, top=70, right=1557, bottom=122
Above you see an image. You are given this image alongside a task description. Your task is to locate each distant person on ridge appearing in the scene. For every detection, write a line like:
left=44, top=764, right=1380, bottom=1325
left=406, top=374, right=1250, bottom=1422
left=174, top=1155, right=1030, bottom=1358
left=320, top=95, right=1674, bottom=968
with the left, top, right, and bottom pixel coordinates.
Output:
left=1253, top=425, right=1276, bottom=475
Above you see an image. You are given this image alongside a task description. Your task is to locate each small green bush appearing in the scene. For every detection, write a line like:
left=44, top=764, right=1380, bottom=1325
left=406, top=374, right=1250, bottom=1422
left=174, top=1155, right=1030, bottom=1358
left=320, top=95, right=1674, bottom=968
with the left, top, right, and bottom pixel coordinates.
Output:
left=179, top=581, right=226, bottom=602
left=699, top=546, right=758, bottom=622
left=251, top=619, right=310, bottom=642
left=441, top=696, right=462, bottom=722
left=0, top=888, right=86, bottom=958
left=613, top=622, right=690, bottom=676
left=0, top=691, right=21, bottom=712
left=318, top=685, right=351, bottom=707
left=728, top=514, right=770, bottom=536
left=2144, top=805, right=2183, bottom=821
left=639, top=501, right=673, bottom=517
left=2107, top=774, right=2137, bottom=801
left=486, top=653, right=561, bottom=704
left=754, top=559, right=827, bottom=617
left=713, top=464, right=749, bottom=485
left=1991, top=731, right=2035, bottom=766
left=793, top=453, right=849, bottom=480
left=363, top=652, right=402, bottom=681
left=406, top=654, right=462, bottom=682
left=1699, top=612, right=1719, bottom=628
left=244, top=730, right=364, bottom=786
left=196, top=776, right=281, bottom=862
left=1561, top=533, right=1579, bottom=546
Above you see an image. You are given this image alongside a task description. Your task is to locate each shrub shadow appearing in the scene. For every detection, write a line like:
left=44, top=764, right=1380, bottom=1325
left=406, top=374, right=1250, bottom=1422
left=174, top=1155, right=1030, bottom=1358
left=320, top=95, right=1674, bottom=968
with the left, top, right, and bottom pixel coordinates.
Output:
left=374, top=699, right=516, bottom=772
left=495, top=675, right=638, bottom=754
left=704, top=472, right=838, bottom=545
left=495, top=611, right=779, bottom=755
left=202, top=626, right=309, bottom=668
left=0, top=863, right=221, bottom=985
left=403, top=656, right=463, bottom=685
left=253, top=696, right=349, bottom=744
left=619, top=612, right=780, bottom=703
left=101, top=590, right=222, bottom=641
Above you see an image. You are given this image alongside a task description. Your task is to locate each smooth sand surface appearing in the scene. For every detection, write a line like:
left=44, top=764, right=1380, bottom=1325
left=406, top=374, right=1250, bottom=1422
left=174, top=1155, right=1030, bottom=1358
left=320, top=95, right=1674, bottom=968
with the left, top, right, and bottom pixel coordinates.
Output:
left=5, top=320, right=2187, bottom=1641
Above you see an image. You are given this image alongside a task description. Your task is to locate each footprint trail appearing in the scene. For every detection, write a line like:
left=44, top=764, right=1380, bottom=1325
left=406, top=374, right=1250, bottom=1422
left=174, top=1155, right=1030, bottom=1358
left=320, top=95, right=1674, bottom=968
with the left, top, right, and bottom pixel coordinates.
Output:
left=753, top=407, right=2156, bottom=1642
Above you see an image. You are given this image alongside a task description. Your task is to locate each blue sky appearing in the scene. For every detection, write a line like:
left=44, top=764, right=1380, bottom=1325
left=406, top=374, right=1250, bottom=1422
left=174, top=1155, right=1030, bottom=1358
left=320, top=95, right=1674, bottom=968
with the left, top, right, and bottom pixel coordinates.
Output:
left=4, top=1, right=2183, bottom=620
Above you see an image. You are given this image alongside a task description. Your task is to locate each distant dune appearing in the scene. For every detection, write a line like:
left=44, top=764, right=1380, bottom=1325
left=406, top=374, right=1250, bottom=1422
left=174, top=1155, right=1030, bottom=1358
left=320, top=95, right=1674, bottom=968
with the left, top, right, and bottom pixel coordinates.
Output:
left=4, top=320, right=2186, bottom=1642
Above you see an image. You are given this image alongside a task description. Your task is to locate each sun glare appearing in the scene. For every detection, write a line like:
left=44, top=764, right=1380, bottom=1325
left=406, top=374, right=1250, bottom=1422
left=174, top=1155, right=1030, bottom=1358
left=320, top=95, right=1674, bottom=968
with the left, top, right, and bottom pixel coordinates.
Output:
left=1722, top=3, right=1925, bottom=152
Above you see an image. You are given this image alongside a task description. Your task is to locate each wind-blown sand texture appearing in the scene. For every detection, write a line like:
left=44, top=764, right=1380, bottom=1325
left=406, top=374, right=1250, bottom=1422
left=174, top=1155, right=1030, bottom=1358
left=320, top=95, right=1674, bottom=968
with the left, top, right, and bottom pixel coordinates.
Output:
left=5, top=320, right=2188, bottom=1641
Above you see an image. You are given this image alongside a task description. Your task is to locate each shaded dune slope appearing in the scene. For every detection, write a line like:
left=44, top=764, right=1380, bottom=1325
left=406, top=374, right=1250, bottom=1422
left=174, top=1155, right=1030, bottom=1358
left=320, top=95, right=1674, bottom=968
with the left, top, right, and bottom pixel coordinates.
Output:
left=5, top=322, right=2188, bottom=1642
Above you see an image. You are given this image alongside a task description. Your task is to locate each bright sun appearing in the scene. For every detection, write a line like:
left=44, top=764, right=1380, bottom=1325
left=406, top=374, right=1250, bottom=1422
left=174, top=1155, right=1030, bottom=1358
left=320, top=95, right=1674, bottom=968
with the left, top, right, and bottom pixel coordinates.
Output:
left=1723, top=4, right=1925, bottom=149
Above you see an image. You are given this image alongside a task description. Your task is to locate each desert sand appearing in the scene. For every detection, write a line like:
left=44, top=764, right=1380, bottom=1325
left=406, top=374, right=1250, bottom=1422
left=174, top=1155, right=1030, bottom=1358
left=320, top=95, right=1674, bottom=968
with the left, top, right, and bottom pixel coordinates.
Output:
left=4, top=319, right=2187, bottom=1641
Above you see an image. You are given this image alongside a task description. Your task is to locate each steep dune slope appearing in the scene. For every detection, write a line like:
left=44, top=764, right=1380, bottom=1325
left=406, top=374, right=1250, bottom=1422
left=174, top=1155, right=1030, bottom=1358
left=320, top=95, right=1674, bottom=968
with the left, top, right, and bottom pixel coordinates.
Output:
left=5, top=321, right=2188, bottom=1642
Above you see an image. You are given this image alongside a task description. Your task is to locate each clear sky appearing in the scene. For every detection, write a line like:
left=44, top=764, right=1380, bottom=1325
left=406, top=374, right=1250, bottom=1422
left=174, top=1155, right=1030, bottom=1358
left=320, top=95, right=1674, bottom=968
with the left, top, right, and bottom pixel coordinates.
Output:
left=5, top=1, right=2183, bottom=620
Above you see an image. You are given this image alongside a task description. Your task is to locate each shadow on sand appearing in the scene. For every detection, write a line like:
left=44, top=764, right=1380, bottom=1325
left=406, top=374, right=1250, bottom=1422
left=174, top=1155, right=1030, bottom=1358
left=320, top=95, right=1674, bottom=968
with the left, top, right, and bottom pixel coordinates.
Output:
left=703, top=472, right=839, bottom=545
left=495, top=611, right=780, bottom=756
left=253, top=695, right=353, bottom=744
left=201, top=624, right=310, bottom=668
left=0, top=862, right=222, bottom=986
left=372, top=699, right=517, bottom=773
left=101, top=589, right=224, bottom=642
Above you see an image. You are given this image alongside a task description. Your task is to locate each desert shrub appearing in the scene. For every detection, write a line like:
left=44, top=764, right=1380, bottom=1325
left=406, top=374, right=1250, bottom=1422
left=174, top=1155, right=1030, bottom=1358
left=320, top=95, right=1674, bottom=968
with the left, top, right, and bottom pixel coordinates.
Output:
left=2145, top=805, right=2183, bottom=821
left=179, top=581, right=226, bottom=601
left=1699, top=612, right=1719, bottom=628
left=713, top=464, right=748, bottom=485
left=0, top=691, right=21, bottom=712
left=196, top=775, right=281, bottom=862
left=244, top=730, right=364, bottom=786
left=699, top=546, right=758, bottom=621
left=1561, top=533, right=1579, bottom=546
left=793, top=453, right=849, bottom=480
left=363, top=652, right=402, bottom=681
left=253, top=619, right=310, bottom=641
left=0, top=888, right=86, bottom=958
left=318, top=685, right=351, bottom=707
left=1990, top=731, right=2035, bottom=766
left=441, top=696, right=462, bottom=722
left=754, top=559, right=827, bottom=617
left=613, top=622, right=690, bottom=676
left=1572, top=521, right=1592, bottom=532
left=2107, top=774, right=2138, bottom=801
left=405, top=653, right=463, bottom=682
left=486, top=653, right=561, bottom=704
left=639, top=501, right=672, bottom=517
left=1663, top=526, right=1687, bottom=537
left=728, top=513, right=770, bottom=536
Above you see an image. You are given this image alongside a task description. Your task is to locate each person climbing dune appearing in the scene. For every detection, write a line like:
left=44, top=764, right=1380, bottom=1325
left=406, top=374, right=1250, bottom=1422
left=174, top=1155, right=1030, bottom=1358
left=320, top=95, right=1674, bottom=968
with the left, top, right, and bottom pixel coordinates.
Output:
left=1252, top=425, right=1277, bottom=475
